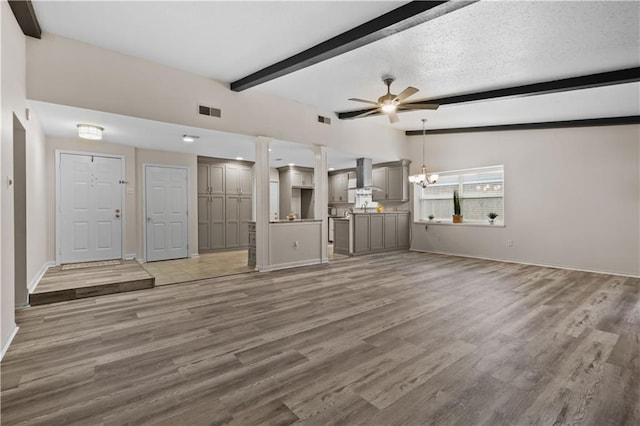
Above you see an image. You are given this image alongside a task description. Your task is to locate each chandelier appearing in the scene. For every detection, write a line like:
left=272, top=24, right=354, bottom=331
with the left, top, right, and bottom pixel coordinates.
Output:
left=408, top=119, right=438, bottom=188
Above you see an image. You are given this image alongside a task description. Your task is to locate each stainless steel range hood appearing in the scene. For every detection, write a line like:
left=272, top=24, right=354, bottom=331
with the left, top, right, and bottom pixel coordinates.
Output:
left=351, top=158, right=382, bottom=191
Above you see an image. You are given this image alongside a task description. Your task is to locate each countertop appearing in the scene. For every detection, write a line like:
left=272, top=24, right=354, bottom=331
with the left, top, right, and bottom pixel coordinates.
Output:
left=269, top=219, right=322, bottom=223
left=351, top=211, right=410, bottom=215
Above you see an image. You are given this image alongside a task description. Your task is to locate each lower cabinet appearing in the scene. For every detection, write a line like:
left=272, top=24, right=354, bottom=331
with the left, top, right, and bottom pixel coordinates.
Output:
left=248, top=222, right=256, bottom=267
left=198, top=194, right=226, bottom=251
left=352, top=213, right=410, bottom=255
left=225, top=195, right=252, bottom=248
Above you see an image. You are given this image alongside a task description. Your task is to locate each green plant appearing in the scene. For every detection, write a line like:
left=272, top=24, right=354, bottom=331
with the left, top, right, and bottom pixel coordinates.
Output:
left=487, top=212, right=498, bottom=219
left=428, top=214, right=435, bottom=220
left=453, top=190, right=461, bottom=216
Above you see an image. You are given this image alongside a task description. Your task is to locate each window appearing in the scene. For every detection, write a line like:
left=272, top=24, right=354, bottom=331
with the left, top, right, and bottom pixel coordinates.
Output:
left=415, top=165, right=504, bottom=224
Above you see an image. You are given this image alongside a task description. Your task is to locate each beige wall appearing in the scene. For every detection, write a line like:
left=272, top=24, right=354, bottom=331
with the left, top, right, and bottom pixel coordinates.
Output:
left=46, top=137, right=137, bottom=260
left=408, top=125, right=640, bottom=277
left=135, top=148, right=198, bottom=258
left=26, top=34, right=409, bottom=162
left=1, top=0, right=27, bottom=354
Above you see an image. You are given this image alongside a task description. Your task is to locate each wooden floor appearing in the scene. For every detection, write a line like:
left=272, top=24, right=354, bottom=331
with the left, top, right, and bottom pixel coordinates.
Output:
left=2, top=251, right=638, bottom=425
left=30, top=260, right=155, bottom=305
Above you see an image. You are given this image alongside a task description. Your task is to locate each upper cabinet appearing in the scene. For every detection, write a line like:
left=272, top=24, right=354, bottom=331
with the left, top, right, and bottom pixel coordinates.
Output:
left=198, top=163, right=225, bottom=194
left=290, top=170, right=314, bottom=188
left=329, top=171, right=355, bottom=203
left=278, top=166, right=315, bottom=219
left=372, top=160, right=410, bottom=202
left=225, top=163, right=253, bottom=195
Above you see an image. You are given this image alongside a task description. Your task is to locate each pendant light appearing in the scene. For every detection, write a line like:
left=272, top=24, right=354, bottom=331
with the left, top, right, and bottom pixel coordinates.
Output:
left=408, top=119, right=438, bottom=187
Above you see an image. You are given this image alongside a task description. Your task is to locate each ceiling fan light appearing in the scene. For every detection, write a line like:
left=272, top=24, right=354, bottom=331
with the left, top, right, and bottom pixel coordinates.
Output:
left=381, top=103, right=396, bottom=113
left=77, top=124, right=103, bottom=140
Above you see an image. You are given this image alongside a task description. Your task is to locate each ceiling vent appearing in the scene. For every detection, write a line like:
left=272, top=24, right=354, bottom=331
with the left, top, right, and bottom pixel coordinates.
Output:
left=198, top=104, right=221, bottom=118
left=317, top=115, right=331, bottom=125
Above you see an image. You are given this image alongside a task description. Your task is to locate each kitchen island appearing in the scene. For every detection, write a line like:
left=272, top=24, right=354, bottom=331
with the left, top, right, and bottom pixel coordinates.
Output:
left=334, top=211, right=410, bottom=256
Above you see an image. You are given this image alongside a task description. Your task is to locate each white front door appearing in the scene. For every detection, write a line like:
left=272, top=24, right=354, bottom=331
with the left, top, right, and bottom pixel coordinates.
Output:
left=145, top=166, right=189, bottom=262
left=59, top=153, right=123, bottom=263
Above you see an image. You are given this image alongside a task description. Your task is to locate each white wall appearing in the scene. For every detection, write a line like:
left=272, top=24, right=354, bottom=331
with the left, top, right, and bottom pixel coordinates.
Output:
left=1, top=0, right=27, bottom=355
left=135, top=148, right=198, bottom=259
left=26, top=34, right=409, bottom=162
left=408, top=125, right=640, bottom=277
left=25, top=112, right=48, bottom=290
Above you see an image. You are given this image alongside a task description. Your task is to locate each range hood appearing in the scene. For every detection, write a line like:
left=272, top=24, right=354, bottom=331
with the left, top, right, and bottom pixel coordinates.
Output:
left=351, top=158, right=382, bottom=191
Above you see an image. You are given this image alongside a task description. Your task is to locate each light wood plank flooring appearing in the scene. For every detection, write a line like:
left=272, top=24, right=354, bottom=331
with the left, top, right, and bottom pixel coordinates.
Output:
left=141, top=250, right=255, bottom=286
left=2, top=251, right=638, bottom=425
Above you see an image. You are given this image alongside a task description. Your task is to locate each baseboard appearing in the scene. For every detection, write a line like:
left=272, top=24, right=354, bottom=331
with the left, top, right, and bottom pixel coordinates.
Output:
left=410, top=248, right=640, bottom=278
left=28, top=261, right=55, bottom=293
left=259, top=258, right=323, bottom=272
left=1, top=324, right=19, bottom=361
left=125, top=253, right=137, bottom=260
left=190, top=253, right=200, bottom=259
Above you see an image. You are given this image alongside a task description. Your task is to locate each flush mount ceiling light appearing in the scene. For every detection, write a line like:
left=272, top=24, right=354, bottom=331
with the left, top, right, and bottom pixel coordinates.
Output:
left=182, top=134, right=199, bottom=143
left=408, top=119, right=438, bottom=188
left=235, top=157, right=243, bottom=161
left=77, top=124, right=103, bottom=140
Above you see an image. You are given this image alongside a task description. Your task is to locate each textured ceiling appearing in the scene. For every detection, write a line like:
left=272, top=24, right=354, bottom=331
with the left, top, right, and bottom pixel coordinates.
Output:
left=29, top=0, right=640, bottom=134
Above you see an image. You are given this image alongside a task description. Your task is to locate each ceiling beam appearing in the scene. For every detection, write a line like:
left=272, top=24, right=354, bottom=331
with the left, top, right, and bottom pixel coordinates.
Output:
left=230, top=1, right=476, bottom=92
left=338, top=67, right=640, bottom=120
left=404, top=116, right=640, bottom=135
left=8, top=0, right=41, bottom=39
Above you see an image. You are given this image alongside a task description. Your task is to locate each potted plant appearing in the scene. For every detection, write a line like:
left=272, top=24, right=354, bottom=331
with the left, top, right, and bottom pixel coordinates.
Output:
left=452, top=190, right=463, bottom=223
left=428, top=214, right=435, bottom=221
left=487, top=212, right=498, bottom=224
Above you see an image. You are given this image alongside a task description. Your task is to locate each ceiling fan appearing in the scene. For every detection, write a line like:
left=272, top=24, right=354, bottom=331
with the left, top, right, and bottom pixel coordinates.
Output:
left=348, top=77, right=439, bottom=123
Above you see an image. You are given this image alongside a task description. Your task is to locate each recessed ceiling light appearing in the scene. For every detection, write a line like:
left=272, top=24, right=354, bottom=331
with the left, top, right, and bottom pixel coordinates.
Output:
left=268, top=148, right=272, bottom=152
left=288, top=163, right=295, bottom=167
left=77, top=124, right=103, bottom=140
left=182, top=134, right=199, bottom=143
left=328, top=167, right=335, bottom=171
left=235, top=157, right=243, bottom=161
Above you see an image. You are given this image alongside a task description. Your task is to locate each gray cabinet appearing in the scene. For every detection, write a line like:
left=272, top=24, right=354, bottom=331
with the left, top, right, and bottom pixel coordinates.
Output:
left=372, top=162, right=409, bottom=202
left=225, top=195, right=252, bottom=248
left=198, top=158, right=253, bottom=251
left=279, top=166, right=315, bottom=219
left=370, top=214, right=384, bottom=251
left=354, top=215, right=370, bottom=254
left=248, top=222, right=256, bottom=267
left=334, top=219, right=350, bottom=255
left=329, top=171, right=355, bottom=203
left=384, top=214, right=397, bottom=249
left=225, top=163, right=252, bottom=195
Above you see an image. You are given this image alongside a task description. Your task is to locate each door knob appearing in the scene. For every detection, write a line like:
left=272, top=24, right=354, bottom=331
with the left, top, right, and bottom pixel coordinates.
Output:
left=115, top=209, right=120, bottom=213
left=115, top=213, right=121, bottom=218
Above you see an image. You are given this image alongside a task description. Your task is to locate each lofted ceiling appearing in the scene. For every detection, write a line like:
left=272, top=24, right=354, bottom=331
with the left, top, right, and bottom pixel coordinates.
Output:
left=26, top=1, right=640, bottom=139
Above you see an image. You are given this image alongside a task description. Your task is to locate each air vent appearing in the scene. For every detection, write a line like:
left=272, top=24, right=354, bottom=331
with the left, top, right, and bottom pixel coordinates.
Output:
left=317, top=115, right=331, bottom=125
left=198, top=104, right=221, bottom=118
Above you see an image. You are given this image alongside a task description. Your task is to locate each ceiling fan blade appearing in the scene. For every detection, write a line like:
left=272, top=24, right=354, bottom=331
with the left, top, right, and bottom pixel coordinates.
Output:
left=398, top=103, right=440, bottom=110
left=348, top=98, right=379, bottom=106
left=388, top=111, right=399, bottom=123
left=352, top=108, right=381, bottom=119
left=393, top=86, right=419, bottom=103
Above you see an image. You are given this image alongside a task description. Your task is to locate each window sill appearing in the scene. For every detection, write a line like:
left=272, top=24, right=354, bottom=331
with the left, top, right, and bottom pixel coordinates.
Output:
left=414, top=220, right=505, bottom=228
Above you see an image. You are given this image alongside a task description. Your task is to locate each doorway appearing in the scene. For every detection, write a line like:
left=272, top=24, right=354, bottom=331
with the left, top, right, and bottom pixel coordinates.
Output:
left=13, top=115, right=27, bottom=307
left=57, top=153, right=124, bottom=264
left=144, top=165, right=189, bottom=262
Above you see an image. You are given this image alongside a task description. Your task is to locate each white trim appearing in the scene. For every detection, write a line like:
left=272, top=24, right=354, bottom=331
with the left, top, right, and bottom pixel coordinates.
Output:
left=142, top=164, right=190, bottom=262
left=55, top=150, right=126, bottom=265
left=1, top=324, right=19, bottom=361
left=28, top=261, right=55, bottom=293
left=190, top=253, right=200, bottom=259
left=410, top=248, right=640, bottom=279
left=125, top=253, right=137, bottom=260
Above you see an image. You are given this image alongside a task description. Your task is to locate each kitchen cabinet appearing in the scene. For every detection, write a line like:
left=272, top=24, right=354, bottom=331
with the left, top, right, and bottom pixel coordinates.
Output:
left=329, top=171, right=354, bottom=203
left=384, top=214, right=397, bottom=249
left=278, top=166, right=315, bottom=219
left=225, top=195, right=252, bottom=248
left=354, top=215, right=370, bottom=254
left=397, top=213, right=410, bottom=248
left=370, top=214, right=384, bottom=251
left=198, top=158, right=254, bottom=252
left=225, top=163, right=253, bottom=195
left=372, top=161, right=409, bottom=202
left=334, top=219, right=350, bottom=255
left=248, top=222, right=256, bottom=267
